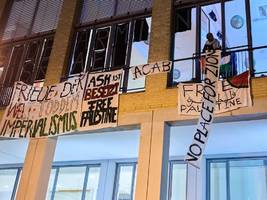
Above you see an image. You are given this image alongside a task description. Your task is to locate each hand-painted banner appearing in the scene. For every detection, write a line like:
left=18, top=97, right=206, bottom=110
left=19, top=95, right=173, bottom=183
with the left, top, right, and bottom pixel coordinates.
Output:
left=0, top=70, right=123, bottom=138
left=185, top=50, right=221, bottom=168
left=130, top=60, right=172, bottom=80
left=79, top=70, right=123, bottom=131
left=179, top=71, right=251, bottom=115
left=0, top=74, right=87, bottom=138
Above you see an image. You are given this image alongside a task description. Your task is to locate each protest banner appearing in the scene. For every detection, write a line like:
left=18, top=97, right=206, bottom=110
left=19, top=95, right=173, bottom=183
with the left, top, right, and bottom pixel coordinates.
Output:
left=79, top=69, right=123, bottom=131
left=0, top=74, right=87, bottom=138
left=130, top=60, right=172, bottom=80
left=179, top=71, right=251, bottom=115
left=185, top=50, right=221, bottom=168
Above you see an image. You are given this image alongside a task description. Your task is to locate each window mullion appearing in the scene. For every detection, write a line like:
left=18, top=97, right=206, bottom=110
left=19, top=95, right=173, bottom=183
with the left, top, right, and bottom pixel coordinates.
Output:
left=244, top=0, right=254, bottom=76
left=81, top=166, right=90, bottom=200
left=106, top=25, right=116, bottom=71
left=226, top=161, right=231, bottom=200
left=221, top=0, right=226, bottom=52
left=10, top=168, right=21, bottom=200
left=195, top=5, right=201, bottom=82
left=130, top=163, right=136, bottom=200
left=122, top=20, right=134, bottom=93
left=87, top=28, right=97, bottom=72
left=50, top=167, right=59, bottom=200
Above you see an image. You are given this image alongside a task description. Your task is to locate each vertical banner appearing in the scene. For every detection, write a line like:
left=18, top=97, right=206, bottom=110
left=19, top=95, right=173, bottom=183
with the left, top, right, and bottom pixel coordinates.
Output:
left=79, top=70, right=123, bottom=131
left=0, top=74, right=87, bottom=138
left=185, top=50, right=221, bottom=168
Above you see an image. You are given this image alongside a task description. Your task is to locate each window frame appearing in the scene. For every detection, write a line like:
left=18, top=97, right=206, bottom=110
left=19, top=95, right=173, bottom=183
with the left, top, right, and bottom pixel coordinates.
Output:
left=68, top=13, right=152, bottom=92
left=0, top=165, right=22, bottom=200
left=112, top=162, right=137, bottom=200
left=206, top=156, right=267, bottom=200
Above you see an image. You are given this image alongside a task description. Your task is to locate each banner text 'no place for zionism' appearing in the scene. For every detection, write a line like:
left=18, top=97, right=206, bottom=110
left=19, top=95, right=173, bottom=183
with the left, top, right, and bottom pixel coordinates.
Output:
left=185, top=50, right=221, bottom=168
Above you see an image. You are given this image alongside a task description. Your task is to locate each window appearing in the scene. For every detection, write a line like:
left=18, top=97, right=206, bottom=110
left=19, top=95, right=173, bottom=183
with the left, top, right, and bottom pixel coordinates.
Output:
left=1, top=0, right=63, bottom=41
left=46, top=165, right=101, bottom=200
left=113, top=163, right=137, bottom=200
left=208, top=158, right=267, bottom=200
left=0, top=0, right=63, bottom=107
left=172, top=0, right=267, bottom=84
left=168, top=162, right=187, bottom=200
left=69, top=0, right=152, bottom=92
left=0, top=168, right=21, bottom=200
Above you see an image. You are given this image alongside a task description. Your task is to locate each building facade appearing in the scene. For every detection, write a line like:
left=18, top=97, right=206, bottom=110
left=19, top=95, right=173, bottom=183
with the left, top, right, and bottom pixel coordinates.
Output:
left=0, top=0, right=267, bottom=200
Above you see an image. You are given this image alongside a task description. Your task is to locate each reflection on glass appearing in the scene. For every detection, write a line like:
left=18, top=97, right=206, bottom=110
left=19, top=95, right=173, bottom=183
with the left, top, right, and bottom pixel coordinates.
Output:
left=0, top=169, right=18, bottom=200
left=114, top=164, right=135, bottom=200
left=201, top=3, right=222, bottom=50
left=46, top=168, right=57, bottom=200
left=210, top=162, right=227, bottom=200
left=128, top=17, right=151, bottom=91
left=174, top=7, right=196, bottom=59
left=253, top=48, right=267, bottom=75
left=169, top=163, right=186, bottom=200
left=54, top=167, right=86, bottom=200
left=225, top=0, right=247, bottom=49
left=85, top=167, right=100, bottom=200
left=229, top=160, right=267, bottom=200
left=173, top=59, right=195, bottom=82
left=250, top=0, right=267, bottom=47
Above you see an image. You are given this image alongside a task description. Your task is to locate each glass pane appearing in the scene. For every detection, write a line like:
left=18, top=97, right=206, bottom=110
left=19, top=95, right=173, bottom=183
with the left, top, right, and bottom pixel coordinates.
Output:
left=128, top=17, right=151, bottom=91
left=201, top=3, right=222, bottom=52
left=91, top=27, right=110, bottom=71
left=20, top=41, right=40, bottom=84
left=253, top=48, right=267, bottom=76
left=174, top=7, right=196, bottom=59
left=169, top=163, right=186, bottom=200
left=229, top=159, right=267, bottom=200
left=46, top=168, right=57, bottom=200
left=114, top=165, right=135, bottom=200
left=0, top=169, right=18, bottom=200
left=70, top=30, right=91, bottom=75
left=210, top=162, right=227, bottom=200
left=225, top=0, right=248, bottom=49
left=35, top=37, right=54, bottom=81
left=85, top=167, right=100, bottom=200
left=54, top=166, right=86, bottom=200
left=111, top=23, right=129, bottom=68
left=172, top=59, right=195, bottom=83
left=250, top=0, right=267, bottom=47
left=5, top=45, right=24, bottom=86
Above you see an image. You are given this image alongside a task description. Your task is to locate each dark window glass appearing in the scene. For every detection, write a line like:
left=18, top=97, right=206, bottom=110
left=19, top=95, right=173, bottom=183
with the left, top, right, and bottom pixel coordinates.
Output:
left=70, top=30, right=91, bottom=74
left=4, top=45, right=24, bottom=86
left=20, top=41, right=40, bottom=84
left=91, top=27, right=110, bottom=71
left=35, top=37, right=54, bottom=81
left=0, top=47, right=12, bottom=81
left=111, top=23, right=129, bottom=68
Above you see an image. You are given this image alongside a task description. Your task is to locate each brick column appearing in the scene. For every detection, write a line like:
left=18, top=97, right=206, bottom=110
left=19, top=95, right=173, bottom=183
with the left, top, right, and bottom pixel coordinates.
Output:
left=146, top=0, right=172, bottom=92
left=16, top=1, right=80, bottom=199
